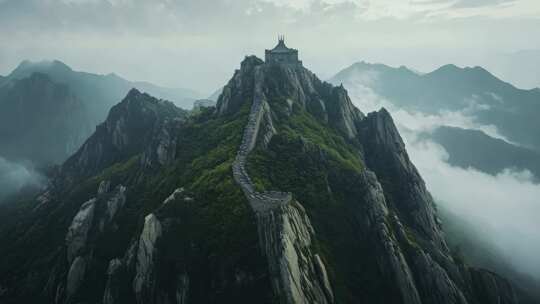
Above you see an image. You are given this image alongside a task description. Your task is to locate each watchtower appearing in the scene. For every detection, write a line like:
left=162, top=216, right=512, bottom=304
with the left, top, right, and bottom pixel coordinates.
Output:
left=265, top=36, right=302, bottom=66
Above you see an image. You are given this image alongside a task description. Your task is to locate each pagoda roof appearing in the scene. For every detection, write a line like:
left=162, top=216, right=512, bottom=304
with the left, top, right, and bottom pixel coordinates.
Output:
left=268, top=37, right=297, bottom=53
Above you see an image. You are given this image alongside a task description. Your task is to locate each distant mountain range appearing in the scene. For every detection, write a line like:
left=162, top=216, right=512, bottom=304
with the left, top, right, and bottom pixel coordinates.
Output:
left=0, top=60, right=200, bottom=167
left=330, top=62, right=540, bottom=180
left=330, top=62, right=540, bottom=152
left=429, top=126, right=540, bottom=181
left=0, top=72, right=92, bottom=166
left=4, top=60, right=200, bottom=112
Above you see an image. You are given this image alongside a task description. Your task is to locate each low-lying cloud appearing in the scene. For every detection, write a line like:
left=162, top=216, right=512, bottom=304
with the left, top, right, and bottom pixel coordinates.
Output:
left=0, top=156, right=44, bottom=203
left=406, top=136, right=540, bottom=280
left=345, top=83, right=540, bottom=280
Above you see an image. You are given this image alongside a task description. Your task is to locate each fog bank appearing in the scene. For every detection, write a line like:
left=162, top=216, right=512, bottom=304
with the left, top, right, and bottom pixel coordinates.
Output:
left=346, top=84, right=540, bottom=280
left=0, top=157, right=44, bottom=203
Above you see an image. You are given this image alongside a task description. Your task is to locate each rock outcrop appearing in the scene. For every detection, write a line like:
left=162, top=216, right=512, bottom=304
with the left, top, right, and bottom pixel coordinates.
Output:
left=60, top=89, right=186, bottom=183
left=62, top=180, right=127, bottom=302
left=66, top=198, right=96, bottom=264
left=257, top=201, right=333, bottom=304
left=355, top=170, right=422, bottom=304
left=357, top=108, right=518, bottom=304
left=133, top=213, right=163, bottom=304
left=358, top=109, right=449, bottom=250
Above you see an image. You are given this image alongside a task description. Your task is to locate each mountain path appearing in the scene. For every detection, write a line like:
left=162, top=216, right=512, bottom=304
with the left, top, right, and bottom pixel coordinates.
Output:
left=232, top=66, right=292, bottom=214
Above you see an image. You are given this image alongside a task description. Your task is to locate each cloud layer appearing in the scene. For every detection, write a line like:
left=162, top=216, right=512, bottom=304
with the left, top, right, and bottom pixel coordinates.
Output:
left=406, top=136, right=540, bottom=279
left=345, top=82, right=540, bottom=280
left=0, top=157, right=44, bottom=203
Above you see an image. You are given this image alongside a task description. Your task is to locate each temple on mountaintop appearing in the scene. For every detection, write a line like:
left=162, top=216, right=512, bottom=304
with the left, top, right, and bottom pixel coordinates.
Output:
left=265, top=36, right=302, bottom=66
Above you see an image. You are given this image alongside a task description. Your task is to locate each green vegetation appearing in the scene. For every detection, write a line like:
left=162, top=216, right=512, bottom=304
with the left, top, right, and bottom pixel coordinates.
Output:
left=247, top=105, right=363, bottom=194
left=245, top=104, right=394, bottom=302
left=0, top=101, right=277, bottom=303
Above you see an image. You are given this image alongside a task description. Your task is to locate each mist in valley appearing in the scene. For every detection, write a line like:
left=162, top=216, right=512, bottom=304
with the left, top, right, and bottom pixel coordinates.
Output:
left=0, top=157, right=44, bottom=203
left=342, top=78, right=540, bottom=294
left=1, top=0, right=540, bottom=302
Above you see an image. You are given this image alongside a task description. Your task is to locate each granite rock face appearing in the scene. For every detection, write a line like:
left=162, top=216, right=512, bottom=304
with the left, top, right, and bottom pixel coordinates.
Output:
left=356, top=108, right=518, bottom=304
left=62, top=180, right=127, bottom=303
left=257, top=201, right=333, bottom=304
left=66, top=198, right=96, bottom=264
left=141, top=117, right=184, bottom=168
left=60, top=88, right=187, bottom=183
left=133, top=213, right=163, bottom=304
left=358, top=109, right=448, bottom=250
left=354, top=170, right=422, bottom=304
left=217, top=56, right=364, bottom=139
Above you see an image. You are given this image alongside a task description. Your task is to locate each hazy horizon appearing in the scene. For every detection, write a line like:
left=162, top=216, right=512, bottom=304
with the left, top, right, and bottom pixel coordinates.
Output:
left=1, top=1, right=540, bottom=302
left=1, top=0, right=540, bottom=95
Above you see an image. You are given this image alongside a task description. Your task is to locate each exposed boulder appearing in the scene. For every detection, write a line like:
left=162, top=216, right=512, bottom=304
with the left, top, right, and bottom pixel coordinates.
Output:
left=257, top=201, right=333, bottom=304
left=133, top=213, right=163, bottom=304
left=66, top=198, right=96, bottom=263
left=66, top=255, right=87, bottom=298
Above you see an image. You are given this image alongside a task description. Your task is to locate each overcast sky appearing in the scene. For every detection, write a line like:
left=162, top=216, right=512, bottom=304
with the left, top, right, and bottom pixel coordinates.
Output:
left=1, top=0, right=539, bottom=94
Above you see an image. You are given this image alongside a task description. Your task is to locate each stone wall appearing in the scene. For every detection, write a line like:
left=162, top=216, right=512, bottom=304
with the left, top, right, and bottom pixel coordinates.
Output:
left=231, top=66, right=292, bottom=214
left=231, top=65, right=334, bottom=304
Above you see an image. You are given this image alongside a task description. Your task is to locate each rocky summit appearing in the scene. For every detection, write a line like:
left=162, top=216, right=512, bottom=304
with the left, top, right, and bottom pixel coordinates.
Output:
left=0, top=52, right=518, bottom=304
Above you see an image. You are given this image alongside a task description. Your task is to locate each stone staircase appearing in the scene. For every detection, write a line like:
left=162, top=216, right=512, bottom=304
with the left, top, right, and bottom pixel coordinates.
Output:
left=232, top=66, right=292, bottom=214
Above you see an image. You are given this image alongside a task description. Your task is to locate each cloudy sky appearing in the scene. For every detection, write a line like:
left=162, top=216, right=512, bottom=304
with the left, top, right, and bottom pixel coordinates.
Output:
left=1, top=0, right=539, bottom=94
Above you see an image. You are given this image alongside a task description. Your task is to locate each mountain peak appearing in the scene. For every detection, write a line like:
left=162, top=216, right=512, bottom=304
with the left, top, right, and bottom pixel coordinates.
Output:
left=431, top=64, right=494, bottom=78
left=125, top=87, right=142, bottom=99
left=10, top=59, right=73, bottom=80
left=16, top=59, right=71, bottom=71
left=241, top=55, right=264, bottom=70
left=59, top=89, right=186, bottom=182
left=217, top=53, right=364, bottom=138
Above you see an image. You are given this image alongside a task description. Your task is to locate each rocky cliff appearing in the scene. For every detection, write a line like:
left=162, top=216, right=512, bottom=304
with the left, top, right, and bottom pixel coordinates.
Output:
left=58, top=88, right=187, bottom=185
left=0, top=56, right=518, bottom=304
